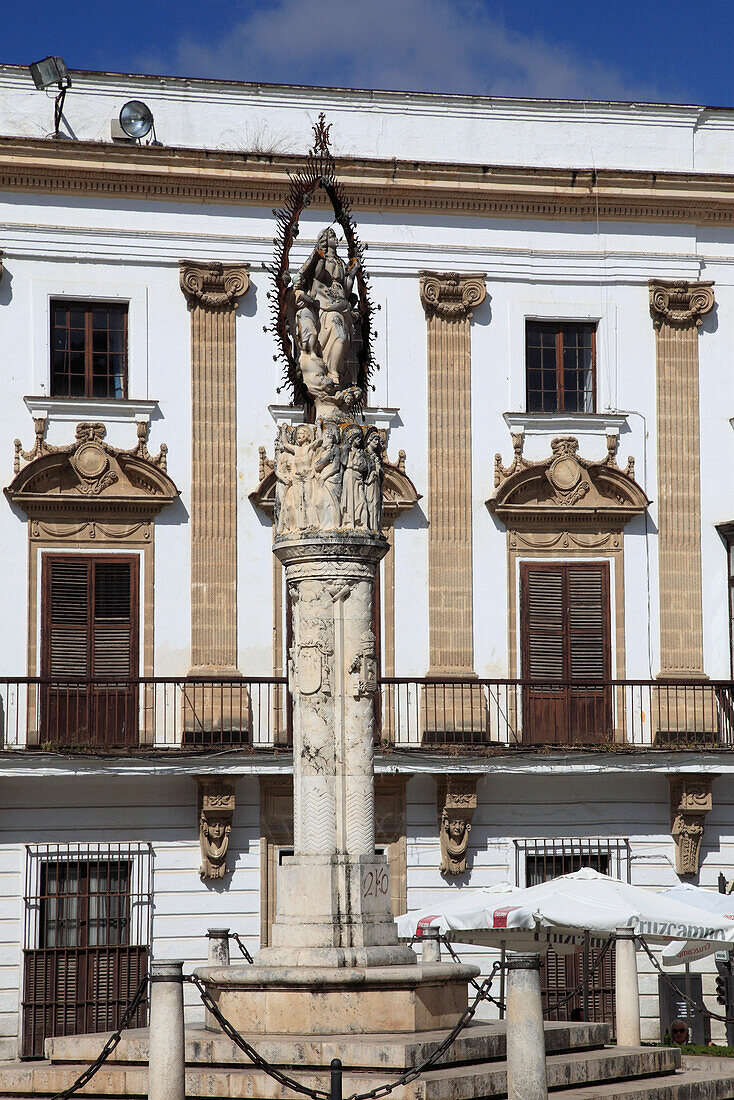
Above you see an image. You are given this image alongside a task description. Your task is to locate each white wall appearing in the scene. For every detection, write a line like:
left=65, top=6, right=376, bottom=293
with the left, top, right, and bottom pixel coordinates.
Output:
left=0, top=775, right=261, bottom=1058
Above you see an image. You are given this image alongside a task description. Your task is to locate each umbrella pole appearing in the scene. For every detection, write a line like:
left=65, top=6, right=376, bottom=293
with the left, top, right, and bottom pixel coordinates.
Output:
left=505, top=952, right=548, bottom=1100
left=499, top=942, right=506, bottom=1020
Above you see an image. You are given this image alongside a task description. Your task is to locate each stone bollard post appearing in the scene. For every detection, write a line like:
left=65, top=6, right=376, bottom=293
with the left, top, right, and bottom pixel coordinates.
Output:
left=614, top=928, right=641, bottom=1047
left=505, top=953, right=548, bottom=1100
left=206, top=928, right=231, bottom=966
left=205, top=930, right=230, bottom=1031
left=420, top=927, right=442, bottom=963
left=148, top=960, right=186, bottom=1100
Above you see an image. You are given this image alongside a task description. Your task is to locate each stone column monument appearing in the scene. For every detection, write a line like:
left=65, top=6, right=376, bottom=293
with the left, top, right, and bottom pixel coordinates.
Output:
left=196, top=117, right=476, bottom=1036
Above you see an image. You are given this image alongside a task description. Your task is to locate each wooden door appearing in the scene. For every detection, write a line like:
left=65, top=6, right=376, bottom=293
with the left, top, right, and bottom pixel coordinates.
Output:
left=40, top=556, right=138, bottom=748
left=520, top=562, right=612, bottom=745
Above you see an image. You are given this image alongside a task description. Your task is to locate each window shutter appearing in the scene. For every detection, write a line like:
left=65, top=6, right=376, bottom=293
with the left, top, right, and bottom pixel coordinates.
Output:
left=524, top=568, right=565, bottom=681
left=567, top=567, right=608, bottom=683
left=92, top=562, right=133, bottom=679
left=48, top=559, right=90, bottom=679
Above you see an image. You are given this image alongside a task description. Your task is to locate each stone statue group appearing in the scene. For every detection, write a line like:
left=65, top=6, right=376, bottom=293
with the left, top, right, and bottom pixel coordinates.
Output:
left=274, top=421, right=384, bottom=536
left=285, top=225, right=362, bottom=421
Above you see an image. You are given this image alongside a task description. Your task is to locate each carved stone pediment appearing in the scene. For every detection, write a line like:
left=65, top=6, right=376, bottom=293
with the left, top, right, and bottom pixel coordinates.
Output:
left=250, top=436, right=420, bottom=524
left=489, top=434, right=649, bottom=526
left=6, top=419, right=179, bottom=519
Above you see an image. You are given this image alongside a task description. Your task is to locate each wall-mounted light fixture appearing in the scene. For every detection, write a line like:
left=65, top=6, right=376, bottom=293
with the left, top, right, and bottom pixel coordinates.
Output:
left=111, top=100, right=156, bottom=144
left=28, top=56, right=71, bottom=139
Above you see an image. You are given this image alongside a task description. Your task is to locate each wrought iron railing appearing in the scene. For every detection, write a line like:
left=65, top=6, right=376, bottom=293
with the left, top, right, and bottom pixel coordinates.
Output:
left=0, top=675, right=732, bottom=751
left=0, top=677, right=290, bottom=751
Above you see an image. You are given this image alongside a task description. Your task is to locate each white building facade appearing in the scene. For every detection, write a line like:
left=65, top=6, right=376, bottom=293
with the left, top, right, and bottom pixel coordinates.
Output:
left=0, top=65, right=733, bottom=1056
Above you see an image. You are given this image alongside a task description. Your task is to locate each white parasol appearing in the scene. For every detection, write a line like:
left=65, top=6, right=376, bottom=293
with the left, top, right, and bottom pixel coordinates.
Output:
left=397, top=868, right=734, bottom=958
left=658, top=883, right=734, bottom=965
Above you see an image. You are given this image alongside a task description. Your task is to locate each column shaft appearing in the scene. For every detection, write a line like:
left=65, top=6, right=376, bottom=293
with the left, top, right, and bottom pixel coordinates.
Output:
left=650, top=280, right=714, bottom=678
left=420, top=272, right=486, bottom=675
left=180, top=261, right=250, bottom=672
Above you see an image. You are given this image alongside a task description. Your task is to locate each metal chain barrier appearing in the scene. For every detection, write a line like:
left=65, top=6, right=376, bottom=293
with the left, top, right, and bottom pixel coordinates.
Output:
left=48, top=973, right=148, bottom=1100
left=230, top=932, right=254, bottom=963
left=637, top=937, right=734, bottom=1025
left=187, top=972, right=329, bottom=1100
left=188, top=963, right=501, bottom=1100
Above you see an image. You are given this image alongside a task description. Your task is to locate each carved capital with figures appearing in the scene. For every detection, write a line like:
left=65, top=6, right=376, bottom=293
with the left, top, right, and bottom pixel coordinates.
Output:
left=419, top=271, right=487, bottom=320
left=180, top=261, right=250, bottom=310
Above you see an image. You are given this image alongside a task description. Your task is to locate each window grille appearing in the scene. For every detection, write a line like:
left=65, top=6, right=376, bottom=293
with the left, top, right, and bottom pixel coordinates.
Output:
left=514, top=837, right=629, bottom=1034
left=22, top=842, right=152, bottom=1058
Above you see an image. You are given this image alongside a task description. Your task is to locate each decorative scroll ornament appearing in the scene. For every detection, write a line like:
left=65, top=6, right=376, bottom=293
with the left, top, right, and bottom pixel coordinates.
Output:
left=419, top=271, right=487, bottom=319
left=490, top=433, right=648, bottom=525
left=198, top=779, right=236, bottom=880
left=668, top=774, right=715, bottom=876
left=649, top=280, right=715, bottom=329
left=180, top=261, right=250, bottom=310
left=6, top=419, right=177, bottom=519
left=436, top=775, right=480, bottom=876
left=268, top=113, right=376, bottom=416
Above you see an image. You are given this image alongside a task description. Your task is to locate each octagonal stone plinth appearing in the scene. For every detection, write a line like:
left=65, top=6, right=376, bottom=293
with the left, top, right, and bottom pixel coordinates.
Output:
left=194, top=961, right=479, bottom=1036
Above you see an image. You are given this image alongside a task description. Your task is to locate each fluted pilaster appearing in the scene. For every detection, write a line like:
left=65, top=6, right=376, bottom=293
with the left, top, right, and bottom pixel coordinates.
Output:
left=420, top=271, right=486, bottom=674
left=180, top=261, right=250, bottom=672
left=650, top=279, right=714, bottom=678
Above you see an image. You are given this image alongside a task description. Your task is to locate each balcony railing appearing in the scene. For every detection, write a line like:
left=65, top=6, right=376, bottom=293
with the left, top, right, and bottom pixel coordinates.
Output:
left=0, top=676, right=733, bottom=752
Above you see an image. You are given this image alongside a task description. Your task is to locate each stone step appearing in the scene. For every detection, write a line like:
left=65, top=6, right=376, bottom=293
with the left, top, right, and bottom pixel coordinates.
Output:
left=0, top=1044, right=685, bottom=1099
left=44, top=1019, right=611, bottom=1070
left=549, top=1064, right=734, bottom=1099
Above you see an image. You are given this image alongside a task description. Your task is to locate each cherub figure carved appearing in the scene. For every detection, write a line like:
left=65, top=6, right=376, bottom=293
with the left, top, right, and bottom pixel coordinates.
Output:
left=199, top=810, right=232, bottom=880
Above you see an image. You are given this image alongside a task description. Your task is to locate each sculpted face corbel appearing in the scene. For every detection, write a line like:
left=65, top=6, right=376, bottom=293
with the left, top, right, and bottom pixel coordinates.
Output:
left=197, top=779, right=236, bottom=880
left=435, top=775, right=481, bottom=876
left=668, top=773, right=716, bottom=876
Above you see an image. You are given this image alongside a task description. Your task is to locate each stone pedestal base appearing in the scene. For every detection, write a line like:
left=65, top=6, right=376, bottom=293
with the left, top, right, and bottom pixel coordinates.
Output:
left=194, top=961, right=479, bottom=1035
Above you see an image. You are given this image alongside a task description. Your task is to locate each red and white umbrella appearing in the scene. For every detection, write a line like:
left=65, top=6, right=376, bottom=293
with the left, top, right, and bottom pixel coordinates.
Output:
left=397, top=868, right=734, bottom=958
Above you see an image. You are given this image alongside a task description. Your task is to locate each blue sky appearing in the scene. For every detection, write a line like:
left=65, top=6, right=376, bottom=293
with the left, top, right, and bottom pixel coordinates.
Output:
left=2, top=0, right=731, bottom=106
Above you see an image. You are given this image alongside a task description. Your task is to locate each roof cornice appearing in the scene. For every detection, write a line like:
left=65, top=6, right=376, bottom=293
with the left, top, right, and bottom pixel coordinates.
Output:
left=3, top=137, right=734, bottom=222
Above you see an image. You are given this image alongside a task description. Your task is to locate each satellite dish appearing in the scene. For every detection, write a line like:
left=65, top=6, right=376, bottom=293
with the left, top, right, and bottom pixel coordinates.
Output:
left=119, top=100, right=154, bottom=140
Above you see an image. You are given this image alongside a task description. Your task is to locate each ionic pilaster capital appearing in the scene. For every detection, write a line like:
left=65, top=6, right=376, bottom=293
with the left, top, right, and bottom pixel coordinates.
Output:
left=649, top=279, right=715, bottom=329
left=179, top=260, right=250, bottom=310
left=419, top=271, right=487, bottom=320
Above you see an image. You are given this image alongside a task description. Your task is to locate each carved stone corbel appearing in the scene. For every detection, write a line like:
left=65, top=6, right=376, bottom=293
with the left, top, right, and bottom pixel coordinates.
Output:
left=436, top=775, right=481, bottom=876
left=197, top=778, right=236, bottom=880
left=668, top=773, right=716, bottom=876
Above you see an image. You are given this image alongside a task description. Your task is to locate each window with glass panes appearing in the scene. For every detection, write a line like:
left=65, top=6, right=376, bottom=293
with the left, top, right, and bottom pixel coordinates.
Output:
left=50, top=301, right=128, bottom=399
left=525, top=321, right=596, bottom=413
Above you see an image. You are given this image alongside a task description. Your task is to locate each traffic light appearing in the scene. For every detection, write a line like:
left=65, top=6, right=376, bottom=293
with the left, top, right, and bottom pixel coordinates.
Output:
left=716, top=971, right=729, bottom=1005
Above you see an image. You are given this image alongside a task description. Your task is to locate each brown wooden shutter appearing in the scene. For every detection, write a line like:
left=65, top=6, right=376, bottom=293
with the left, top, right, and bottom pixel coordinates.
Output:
left=46, top=559, right=90, bottom=679
left=523, top=567, right=565, bottom=681
left=567, top=567, right=609, bottom=683
left=92, top=562, right=134, bottom=679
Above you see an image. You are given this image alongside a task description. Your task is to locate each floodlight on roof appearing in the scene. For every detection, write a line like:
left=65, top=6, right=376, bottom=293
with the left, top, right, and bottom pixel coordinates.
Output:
left=119, top=101, right=154, bottom=140
left=28, top=56, right=70, bottom=91
left=28, top=56, right=71, bottom=139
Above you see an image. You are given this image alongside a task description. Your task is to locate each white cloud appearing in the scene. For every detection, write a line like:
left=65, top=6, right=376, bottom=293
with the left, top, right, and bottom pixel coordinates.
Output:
left=138, top=0, right=667, bottom=103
